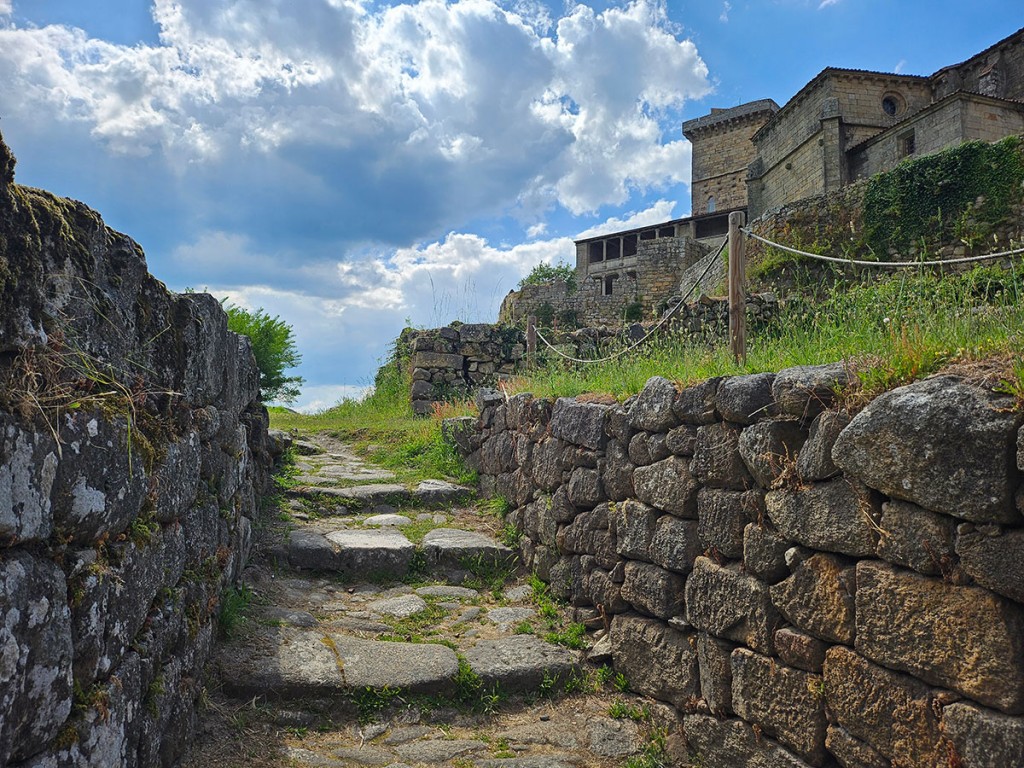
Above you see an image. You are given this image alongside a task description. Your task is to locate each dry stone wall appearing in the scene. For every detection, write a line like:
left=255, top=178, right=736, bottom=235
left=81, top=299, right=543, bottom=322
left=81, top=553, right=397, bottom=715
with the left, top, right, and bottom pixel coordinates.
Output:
left=404, top=324, right=526, bottom=415
left=455, top=367, right=1024, bottom=768
left=0, top=134, right=273, bottom=767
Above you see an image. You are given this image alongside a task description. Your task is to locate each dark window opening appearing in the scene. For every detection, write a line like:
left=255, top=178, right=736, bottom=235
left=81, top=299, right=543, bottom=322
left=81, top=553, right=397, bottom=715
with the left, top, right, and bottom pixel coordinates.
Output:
left=882, top=97, right=897, bottom=116
left=695, top=215, right=729, bottom=239
left=658, top=226, right=676, bottom=238
left=589, top=241, right=604, bottom=263
left=623, top=234, right=638, bottom=257
left=603, top=275, right=617, bottom=296
left=606, top=238, right=621, bottom=260
left=900, top=130, right=915, bottom=158
left=639, top=229, right=657, bottom=241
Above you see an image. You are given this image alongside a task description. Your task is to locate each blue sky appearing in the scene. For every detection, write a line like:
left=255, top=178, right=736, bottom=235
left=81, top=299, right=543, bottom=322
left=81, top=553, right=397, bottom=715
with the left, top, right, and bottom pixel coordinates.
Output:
left=0, top=1, right=1020, bottom=410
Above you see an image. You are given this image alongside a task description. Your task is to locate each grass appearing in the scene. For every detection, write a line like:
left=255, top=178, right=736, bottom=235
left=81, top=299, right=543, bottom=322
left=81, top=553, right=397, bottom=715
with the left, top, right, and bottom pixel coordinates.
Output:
left=269, top=363, right=476, bottom=485
left=504, top=266, right=1024, bottom=403
left=218, top=584, right=255, bottom=639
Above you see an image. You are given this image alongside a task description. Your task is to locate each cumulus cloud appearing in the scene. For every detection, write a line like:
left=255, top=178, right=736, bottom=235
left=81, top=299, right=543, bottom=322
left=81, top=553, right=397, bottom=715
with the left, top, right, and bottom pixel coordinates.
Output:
left=575, top=199, right=679, bottom=239
left=0, top=1, right=11, bottom=16
left=0, top=0, right=709, bottom=224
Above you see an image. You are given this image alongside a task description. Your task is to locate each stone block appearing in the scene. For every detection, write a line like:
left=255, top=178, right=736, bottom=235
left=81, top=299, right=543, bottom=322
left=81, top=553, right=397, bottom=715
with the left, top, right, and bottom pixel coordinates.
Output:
left=621, top=561, right=686, bottom=619
left=766, top=479, right=879, bottom=557
left=550, top=398, right=608, bottom=450
left=697, top=632, right=735, bottom=715
left=650, top=515, right=700, bottom=574
left=612, top=499, right=659, bottom=561
left=530, top=438, right=565, bottom=492
left=956, top=523, right=1024, bottom=603
left=855, top=561, right=1024, bottom=713
left=823, top=646, right=945, bottom=767
left=697, top=488, right=760, bottom=560
left=771, top=363, right=849, bottom=421
left=609, top=614, right=698, bottom=709
left=743, top=523, right=791, bottom=583
left=548, top=555, right=585, bottom=603
left=633, top=455, right=699, bottom=517
left=774, top=628, right=828, bottom=673
left=410, top=351, right=463, bottom=370
left=942, top=701, right=1024, bottom=768
left=583, top=567, right=629, bottom=614
left=693, top=423, right=754, bottom=490
left=682, top=714, right=815, bottom=768
left=876, top=500, right=956, bottom=576
left=685, top=557, right=780, bottom=654
left=628, top=376, right=680, bottom=432
left=0, top=552, right=73, bottom=765
left=605, top=405, right=635, bottom=443
left=601, top=440, right=634, bottom=502
left=628, top=432, right=655, bottom=466
left=672, top=377, right=722, bottom=425
left=825, top=726, right=888, bottom=768
left=558, top=503, right=617, bottom=569
left=731, top=649, right=828, bottom=766
left=716, top=373, right=776, bottom=425
left=665, top=424, right=698, bottom=456
left=738, top=419, right=808, bottom=489
left=832, top=376, right=1024, bottom=524
left=796, top=410, right=850, bottom=481
left=566, top=467, right=605, bottom=508
left=770, top=552, right=855, bottom=644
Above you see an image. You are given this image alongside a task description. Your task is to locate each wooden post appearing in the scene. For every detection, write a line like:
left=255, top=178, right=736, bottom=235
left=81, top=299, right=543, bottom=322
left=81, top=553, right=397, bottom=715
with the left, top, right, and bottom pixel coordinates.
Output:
left=526, top=315, right=537, bottom=370
left=728, top=211, right=747, bottom=365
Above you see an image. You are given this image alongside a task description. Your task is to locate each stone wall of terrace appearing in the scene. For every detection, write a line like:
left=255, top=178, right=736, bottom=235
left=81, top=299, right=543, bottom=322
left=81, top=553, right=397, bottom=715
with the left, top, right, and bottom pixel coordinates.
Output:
left=452, top=367, right=1024, bottom=767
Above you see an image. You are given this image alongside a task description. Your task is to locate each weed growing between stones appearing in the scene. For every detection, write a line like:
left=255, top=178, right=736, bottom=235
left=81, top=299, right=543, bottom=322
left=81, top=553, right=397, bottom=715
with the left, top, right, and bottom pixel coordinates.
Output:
left=217, top=584, right=255, bottom=640
left=624, top=726, right=669, bottom=768
left=609, top=700, right=650, bottom=721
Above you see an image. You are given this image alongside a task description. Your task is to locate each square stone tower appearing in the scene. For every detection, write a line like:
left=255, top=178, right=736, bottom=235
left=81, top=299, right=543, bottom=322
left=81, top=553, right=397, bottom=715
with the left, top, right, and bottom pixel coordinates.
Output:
left=683, top=99, right=779, bottom=216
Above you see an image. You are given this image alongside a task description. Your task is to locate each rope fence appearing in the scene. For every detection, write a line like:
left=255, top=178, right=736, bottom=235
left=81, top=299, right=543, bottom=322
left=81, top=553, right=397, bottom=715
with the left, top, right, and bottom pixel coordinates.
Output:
left=741, top=227, right=1024, bottom=268
left=526, top=214, right=1024, bottom=368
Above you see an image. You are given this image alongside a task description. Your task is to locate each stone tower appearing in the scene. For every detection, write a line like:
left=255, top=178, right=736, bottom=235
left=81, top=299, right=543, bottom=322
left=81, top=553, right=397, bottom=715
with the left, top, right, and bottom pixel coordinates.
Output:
left=683, top=99, right=779, bottom=216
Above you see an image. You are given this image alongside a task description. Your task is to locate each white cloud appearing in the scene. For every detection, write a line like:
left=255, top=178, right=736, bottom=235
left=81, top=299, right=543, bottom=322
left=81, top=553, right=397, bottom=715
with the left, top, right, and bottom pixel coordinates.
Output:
left=526, top=222, right=548, bottom=238
left=894, top=59, right=907, bottom=74
left=818, top=0, right=841, bottom=7
left=720, top=2, right=732, bottom=22
left=575, top=200, right=679, bottom=239
left=0, top=0, right=709, bottom=217
left=0, top=1, right=11, bottom=16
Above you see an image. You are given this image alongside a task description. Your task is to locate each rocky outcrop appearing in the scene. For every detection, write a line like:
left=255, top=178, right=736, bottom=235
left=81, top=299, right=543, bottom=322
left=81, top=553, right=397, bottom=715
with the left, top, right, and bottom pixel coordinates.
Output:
left=0, top=133, right=271, bottom=767
left=457, top=368, right=1024, bottom=768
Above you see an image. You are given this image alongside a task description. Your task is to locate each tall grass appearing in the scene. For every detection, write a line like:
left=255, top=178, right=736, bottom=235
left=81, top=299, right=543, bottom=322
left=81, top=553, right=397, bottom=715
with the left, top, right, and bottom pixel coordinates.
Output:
left=269, top=362, right=477, bottom=484
left=507, top=265, right=1024, bottom=401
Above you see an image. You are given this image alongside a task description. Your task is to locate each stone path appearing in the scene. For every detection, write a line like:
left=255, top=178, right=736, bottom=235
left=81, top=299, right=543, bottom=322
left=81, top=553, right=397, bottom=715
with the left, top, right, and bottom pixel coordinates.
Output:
left=184, top=432, right=671, bottom=768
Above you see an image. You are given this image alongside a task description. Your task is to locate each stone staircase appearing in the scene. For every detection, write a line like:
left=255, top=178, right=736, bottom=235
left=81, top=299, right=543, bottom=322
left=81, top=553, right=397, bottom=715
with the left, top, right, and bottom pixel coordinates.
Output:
left=184, top=433, right=672, bottom=768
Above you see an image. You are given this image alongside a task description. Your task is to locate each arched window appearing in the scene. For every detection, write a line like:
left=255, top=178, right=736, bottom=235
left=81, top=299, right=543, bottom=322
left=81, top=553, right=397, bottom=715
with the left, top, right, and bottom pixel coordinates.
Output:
left=707, top=196, right=716, bottom=213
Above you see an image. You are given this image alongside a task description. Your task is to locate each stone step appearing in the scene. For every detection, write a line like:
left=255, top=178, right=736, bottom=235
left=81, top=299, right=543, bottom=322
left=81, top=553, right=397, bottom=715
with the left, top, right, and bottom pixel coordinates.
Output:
left=422, top=528, right=515, bottom=569
left=288, top=480, right=473, bottom=513
left=283, top=525, right=516, bottom=581
left=285, top=528, right=416, bottom=577
left=215, top=627, right=583, bottom=706
left=215, top=627, right=460, bottom=700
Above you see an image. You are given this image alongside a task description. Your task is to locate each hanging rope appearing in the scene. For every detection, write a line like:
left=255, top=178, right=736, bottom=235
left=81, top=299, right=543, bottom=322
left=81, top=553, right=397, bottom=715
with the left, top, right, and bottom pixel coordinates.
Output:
left=534, top=238, right=727, bottom=364
left=741, top=227, right=1024, bottom=268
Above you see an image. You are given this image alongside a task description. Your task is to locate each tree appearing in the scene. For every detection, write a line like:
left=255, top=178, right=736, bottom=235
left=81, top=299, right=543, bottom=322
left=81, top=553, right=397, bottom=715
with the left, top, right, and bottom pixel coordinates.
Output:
left=224, top=303, right=304, bottom=404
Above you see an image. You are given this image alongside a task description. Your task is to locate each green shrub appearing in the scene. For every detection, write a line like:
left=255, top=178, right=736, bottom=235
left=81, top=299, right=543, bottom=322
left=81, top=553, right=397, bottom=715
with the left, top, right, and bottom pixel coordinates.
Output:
left=518, top=261, right=577, bottom=292
left=224, top=304, right=304, bottom=404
